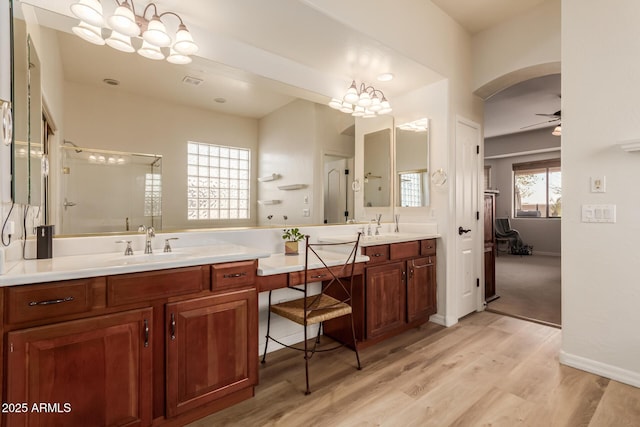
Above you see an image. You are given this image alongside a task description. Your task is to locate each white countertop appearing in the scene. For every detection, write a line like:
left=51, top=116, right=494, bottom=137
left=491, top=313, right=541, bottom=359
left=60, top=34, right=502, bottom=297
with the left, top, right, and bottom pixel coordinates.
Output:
left=257, top=250, right=369, bottom=276
left=0, top=243, right=271, bottom=287
left=319, top=232, right=440, bottom=247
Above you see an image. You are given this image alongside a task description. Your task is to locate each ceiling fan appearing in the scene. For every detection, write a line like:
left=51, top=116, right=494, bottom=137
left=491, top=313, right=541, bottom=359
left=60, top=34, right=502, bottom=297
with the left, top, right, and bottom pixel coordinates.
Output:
left=520, top=110, right=561, bottom=130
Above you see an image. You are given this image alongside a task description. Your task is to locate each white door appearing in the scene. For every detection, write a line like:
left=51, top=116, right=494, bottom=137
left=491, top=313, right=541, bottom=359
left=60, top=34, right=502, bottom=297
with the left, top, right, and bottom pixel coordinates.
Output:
left=455, top=117, right=482, bottom=318
left=324, top=157, right=353, bottom=223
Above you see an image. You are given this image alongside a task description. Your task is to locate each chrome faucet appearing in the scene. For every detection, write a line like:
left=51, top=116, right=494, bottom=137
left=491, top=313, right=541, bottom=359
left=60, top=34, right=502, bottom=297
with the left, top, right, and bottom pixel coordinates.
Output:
left=138, top=225, right=155, bottom=254
left=394, top=214, right=400, bottom=233
left=373, top=214, right=382, bottom=235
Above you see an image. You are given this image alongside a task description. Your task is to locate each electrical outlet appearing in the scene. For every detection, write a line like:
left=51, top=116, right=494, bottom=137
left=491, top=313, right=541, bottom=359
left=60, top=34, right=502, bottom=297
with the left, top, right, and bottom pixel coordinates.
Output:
left=590, top=176, right=606, bottom=193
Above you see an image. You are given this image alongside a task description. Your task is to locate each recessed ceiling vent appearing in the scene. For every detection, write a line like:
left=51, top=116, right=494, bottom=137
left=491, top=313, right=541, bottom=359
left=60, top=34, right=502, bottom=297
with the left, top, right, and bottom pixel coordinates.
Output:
left=182, top=76, right=204, bottom=86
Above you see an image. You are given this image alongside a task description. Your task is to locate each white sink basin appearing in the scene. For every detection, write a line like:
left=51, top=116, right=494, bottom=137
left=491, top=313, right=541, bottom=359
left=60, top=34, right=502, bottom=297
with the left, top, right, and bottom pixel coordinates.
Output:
left=105, top=250, right=193, bottom=266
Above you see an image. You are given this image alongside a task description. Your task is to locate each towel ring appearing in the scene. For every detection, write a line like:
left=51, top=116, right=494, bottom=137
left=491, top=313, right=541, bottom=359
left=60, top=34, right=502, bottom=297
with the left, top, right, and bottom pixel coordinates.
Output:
left=431, top=168, right=447, bottom=187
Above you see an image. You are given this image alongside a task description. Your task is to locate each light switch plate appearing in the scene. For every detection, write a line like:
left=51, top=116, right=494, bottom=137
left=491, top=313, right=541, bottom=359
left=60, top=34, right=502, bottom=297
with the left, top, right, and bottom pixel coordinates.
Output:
left=582, top=204, right=616, bottom=223
left=590, top=176, right=606, bottom=193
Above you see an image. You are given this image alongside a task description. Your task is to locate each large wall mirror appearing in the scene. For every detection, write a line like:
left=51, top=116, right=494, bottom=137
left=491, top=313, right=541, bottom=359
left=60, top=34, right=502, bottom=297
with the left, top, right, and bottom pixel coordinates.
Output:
left=12, top=2, right=357, bottom=235
left=395, top=119, right=430, bottom=207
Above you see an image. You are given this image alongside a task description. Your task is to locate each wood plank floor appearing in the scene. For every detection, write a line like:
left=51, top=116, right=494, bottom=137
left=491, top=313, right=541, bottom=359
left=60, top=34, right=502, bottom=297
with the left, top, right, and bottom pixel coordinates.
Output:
left=187, top=312, right=640, bottom=426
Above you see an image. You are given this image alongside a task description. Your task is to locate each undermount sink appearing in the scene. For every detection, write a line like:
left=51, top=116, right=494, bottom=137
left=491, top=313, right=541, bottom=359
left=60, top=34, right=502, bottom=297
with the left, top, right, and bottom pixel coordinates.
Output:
left=106, top=250, right=193, bottom=266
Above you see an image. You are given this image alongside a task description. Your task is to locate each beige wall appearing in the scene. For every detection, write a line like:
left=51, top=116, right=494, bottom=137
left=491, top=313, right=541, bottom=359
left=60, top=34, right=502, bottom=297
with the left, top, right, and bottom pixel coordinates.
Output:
left=561, top=0, right=640, bottom=387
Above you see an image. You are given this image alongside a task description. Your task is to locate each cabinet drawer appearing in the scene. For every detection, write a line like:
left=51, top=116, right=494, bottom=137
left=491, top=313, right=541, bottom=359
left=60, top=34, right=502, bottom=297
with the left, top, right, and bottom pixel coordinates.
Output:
left=6, top=278, right=103, bottom=325
left=390, top=241, right=420, bottom=260
left=363, top=245, right=390, bottom=264
left=107, top=266, right=207, bottom=306
left=288, top=263, right=364, bottom=286
left=212, top=260, right=256, bottom=292
left=421, top=239, right=437, bottom=256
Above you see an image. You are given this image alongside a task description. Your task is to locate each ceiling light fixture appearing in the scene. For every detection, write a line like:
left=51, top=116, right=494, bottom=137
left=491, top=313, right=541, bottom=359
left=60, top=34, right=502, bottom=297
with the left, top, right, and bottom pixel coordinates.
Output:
left=552, top=125, right=562, bottom=136
left=70, top=0, right=198, bottom=64
left=328, top=80, right=392, bottom=118
left=398, top=118, right=429, bottom=132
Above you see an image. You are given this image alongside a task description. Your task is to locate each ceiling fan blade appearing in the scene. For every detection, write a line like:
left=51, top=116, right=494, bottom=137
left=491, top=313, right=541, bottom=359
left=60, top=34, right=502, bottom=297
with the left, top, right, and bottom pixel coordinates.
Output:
left=535, top=110, right=562, bottom=118
left=520, top=117, right=560, bottom=130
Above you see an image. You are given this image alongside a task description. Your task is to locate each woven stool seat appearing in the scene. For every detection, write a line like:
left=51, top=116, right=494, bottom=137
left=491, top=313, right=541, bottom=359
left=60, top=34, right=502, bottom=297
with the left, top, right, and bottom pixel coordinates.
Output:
left=271, top=294, right=352, bottom=325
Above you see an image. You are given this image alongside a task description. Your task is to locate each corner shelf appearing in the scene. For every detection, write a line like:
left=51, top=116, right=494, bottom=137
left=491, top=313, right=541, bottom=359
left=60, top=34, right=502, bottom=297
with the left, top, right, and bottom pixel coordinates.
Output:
left=258, top=200, right=281, bottom=205
left=619, top=140, right=640, bottom=152
left=258, top=173, right=280, bottom=182
left=277, top=184, right=306, bottom=191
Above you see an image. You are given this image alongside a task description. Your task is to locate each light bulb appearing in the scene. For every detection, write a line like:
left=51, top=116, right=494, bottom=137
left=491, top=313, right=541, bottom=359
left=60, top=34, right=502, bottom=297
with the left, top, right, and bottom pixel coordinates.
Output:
left=173, top=25, right=198, bottom=55
left=143, top=16, right=171, bottom=47
left=138, top=40, right=165, bottom=60
left=72, top=21, right=105, bottom=45
left=108, top=2, right=139, bottom=37
left=166, top=49, right=192, bottom=64
left=105, top=30, right=135, bottom=53
left=70, top=0, right=104, bottom=27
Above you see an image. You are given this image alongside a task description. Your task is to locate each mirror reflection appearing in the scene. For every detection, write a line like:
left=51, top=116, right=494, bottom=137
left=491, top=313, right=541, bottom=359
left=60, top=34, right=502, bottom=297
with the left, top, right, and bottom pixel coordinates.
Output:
left=395, top=121, right=430, bottom=207
left=14, top=4, right=357, bottom=235
left=13, top=17, right=43, bottom=206
left=363, top=128, right=391, bottom=207
left=59, top=145, right=161, bottom=234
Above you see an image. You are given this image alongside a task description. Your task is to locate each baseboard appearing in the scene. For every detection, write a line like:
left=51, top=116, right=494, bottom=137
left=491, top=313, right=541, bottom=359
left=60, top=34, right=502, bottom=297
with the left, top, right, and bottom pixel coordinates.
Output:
left=534, top=251, right=561, bottom=257
left=559, top=350, right=640, bottom=388
left=429, top=313, right=458, bottom=327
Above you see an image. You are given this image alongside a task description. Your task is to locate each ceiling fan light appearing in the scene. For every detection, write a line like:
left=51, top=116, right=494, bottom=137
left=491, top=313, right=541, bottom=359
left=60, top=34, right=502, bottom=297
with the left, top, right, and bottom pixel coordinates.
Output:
left=108, top=3, right=140, bottom=37
left=173, top=25, right=199, bottom=55
left=105, top=30, right=135, bottom=53
left=143, top=17, right=171, bottom=47
left=166, top=48, right=192, bottom=64
left=138, top=40, right=165, bottom=60
left=552, top=125, right=562, bottom=136
left=70, top=0, right=104, bottom=27
left=72, top=21, right=105, bottom=45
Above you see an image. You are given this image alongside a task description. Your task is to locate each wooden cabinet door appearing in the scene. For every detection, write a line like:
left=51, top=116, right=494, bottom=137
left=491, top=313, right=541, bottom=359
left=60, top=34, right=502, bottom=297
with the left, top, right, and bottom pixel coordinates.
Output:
left=365, top=262, right=406, bottom=338
left=5, top=308, right=153, bottom=427
left=407, top=256, right=437, bottom=322
left=166, top=289, right=258, bottom=417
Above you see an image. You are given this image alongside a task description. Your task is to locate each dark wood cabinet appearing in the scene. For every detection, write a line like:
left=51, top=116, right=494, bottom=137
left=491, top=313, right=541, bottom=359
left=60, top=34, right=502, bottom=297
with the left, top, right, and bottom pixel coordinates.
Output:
left=2, top=261, right=259, bottom=427
left=365, top=261, right=406, bottom=338
left=165, top=289, right=258, bottom=417
left=407, top=256, right=437, bottom=322
left=484, top=192, right=498, bottom=301
left=325, top=239, right=437, bottom=349
left=5, top=308, right=153, bottom=427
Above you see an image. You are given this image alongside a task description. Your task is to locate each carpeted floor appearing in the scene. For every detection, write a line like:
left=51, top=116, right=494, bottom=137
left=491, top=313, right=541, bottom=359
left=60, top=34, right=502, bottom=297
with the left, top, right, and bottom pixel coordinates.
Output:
left=487, top=253, right=561, bottom=327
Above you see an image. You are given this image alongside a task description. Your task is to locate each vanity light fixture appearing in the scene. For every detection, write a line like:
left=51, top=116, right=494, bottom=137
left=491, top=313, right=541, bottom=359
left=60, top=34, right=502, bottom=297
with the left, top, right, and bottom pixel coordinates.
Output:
left=398, top=118, right=429, bottom=132
left=70, top=0, right=199, bottom=64
left=328, top=80, right=392, bottom=117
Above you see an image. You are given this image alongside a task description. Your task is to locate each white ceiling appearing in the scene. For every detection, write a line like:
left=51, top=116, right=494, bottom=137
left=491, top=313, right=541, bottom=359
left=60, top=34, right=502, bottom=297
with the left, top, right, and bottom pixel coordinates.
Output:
left=21, top=0, right=558, bottom=135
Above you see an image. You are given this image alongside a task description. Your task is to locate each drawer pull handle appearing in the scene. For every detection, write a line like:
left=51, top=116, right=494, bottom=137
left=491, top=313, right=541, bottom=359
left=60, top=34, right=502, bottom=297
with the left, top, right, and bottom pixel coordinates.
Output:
left=372, top=253, right=382, bottom=257
left=144, top=319, right=150, bottom=348
left=311, top=274, right=327, bottom=279
left=170, top=313, right=176, bottom=340
left=28, top=296, right=74, bottom=306
left=223, top=272, right=247, bottom=279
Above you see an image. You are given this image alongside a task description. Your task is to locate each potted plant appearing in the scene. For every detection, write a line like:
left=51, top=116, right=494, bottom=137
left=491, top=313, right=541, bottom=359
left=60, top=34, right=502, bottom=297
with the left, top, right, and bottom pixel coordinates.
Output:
left=282, top=227, right=305, bottom=255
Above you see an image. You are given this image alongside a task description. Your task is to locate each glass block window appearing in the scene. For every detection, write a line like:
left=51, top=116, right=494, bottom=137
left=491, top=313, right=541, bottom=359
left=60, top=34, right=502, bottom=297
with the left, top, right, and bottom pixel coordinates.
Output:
left=144, top=173, right=162, bottom=217
left=187, top=141, right=250, bottom=220
left=399, top=172, right=422, bottom=207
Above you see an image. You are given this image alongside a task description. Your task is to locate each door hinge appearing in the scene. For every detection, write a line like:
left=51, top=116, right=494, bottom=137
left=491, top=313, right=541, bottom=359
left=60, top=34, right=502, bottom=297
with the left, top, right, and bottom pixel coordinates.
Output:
left=476, top=278, right=480, bottom=288
left=476, top=145, right=480, bottom=154
left=476, top=211, right=480, bottom=220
